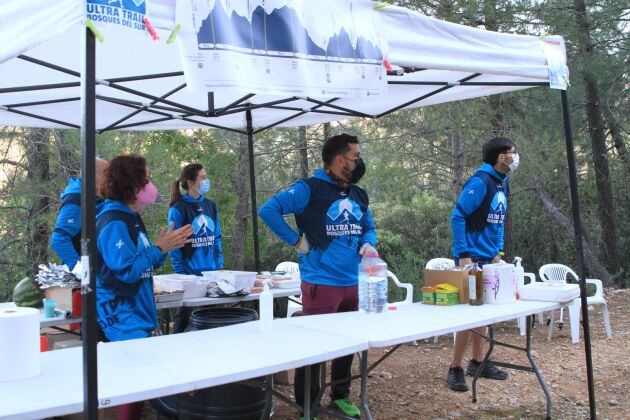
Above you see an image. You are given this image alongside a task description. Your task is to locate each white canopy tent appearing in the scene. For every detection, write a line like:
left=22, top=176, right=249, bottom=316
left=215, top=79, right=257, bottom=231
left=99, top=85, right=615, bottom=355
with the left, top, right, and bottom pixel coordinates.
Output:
left=0, top=1, right=595, bottom=419
left=1, top=0, right=561, bottom=132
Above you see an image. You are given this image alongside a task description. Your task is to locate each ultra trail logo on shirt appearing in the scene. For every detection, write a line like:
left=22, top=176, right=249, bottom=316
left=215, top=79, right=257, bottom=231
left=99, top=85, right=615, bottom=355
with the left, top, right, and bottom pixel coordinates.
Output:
left=325, top=198, right=363, bottom=237
left=137, top=231, right=153, bottom=279
left=86, top=0, right=146, bottom=32
left=487, top=190, right=507, bottom=225
left=191, top=214, right=215, bottom=248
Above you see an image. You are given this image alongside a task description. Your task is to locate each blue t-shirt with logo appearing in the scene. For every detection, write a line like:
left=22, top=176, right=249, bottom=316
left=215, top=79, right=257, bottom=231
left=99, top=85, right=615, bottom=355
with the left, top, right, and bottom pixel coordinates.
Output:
left=168, top=194, right=223, bottom=275
left=258, top=168, right=377, bottom=287
left=95, top=200, right=165, bottom=342
left=451, top=163, right=508, bottom=260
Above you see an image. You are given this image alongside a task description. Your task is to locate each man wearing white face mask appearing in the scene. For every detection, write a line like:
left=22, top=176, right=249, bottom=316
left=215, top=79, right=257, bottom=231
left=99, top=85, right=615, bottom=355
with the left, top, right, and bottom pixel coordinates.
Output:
left=168, top=163, right=224, bottom=332
left=446, top=137, right=518, bottom=392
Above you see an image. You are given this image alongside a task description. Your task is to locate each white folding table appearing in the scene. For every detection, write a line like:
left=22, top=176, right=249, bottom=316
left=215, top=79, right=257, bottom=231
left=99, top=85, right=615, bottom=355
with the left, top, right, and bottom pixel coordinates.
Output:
left=182, top=287, right=301, bottom=307
left=282, top=300, right=560, bottom=420
left=0, top=320, right=367, bottom=420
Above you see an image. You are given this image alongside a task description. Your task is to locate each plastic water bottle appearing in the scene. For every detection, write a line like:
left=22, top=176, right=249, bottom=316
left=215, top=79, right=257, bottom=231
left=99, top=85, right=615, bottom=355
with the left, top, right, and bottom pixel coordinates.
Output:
left=359, top=252, right=388, bottom=314
left=259, top=282, right=273, bottom=332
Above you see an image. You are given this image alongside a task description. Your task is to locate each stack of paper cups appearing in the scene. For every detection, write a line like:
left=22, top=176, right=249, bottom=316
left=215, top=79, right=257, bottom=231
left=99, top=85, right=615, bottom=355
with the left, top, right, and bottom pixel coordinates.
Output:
left=0, top=307, right=41, bottom=381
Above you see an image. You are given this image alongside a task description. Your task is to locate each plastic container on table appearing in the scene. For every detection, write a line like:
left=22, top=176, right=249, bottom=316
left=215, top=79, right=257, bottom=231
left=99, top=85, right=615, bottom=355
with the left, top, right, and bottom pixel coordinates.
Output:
left=153, top=274, right=208, bottom=299
left=202, top=270, right=256, bottom=293
left=359, top=252, right=388, bottom=314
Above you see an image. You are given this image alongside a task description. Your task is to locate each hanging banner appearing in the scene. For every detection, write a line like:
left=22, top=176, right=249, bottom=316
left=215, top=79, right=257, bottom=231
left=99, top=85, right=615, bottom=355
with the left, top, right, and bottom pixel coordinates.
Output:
left=540, top=36, right=569, bottom=90
left=86, top=0, right=148, bottom=35
left=176, top=0, right=388, bottom=98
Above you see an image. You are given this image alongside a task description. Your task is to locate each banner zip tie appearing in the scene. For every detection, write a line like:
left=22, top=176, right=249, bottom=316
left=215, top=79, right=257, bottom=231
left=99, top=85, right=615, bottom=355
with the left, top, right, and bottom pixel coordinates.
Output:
left=85, top=19, right=104, bottom=42
left=143, top=17, right=160, bottom=41
left=383, top=58, right=393, bottom=71
left=167, top=24, right=182, bottom=44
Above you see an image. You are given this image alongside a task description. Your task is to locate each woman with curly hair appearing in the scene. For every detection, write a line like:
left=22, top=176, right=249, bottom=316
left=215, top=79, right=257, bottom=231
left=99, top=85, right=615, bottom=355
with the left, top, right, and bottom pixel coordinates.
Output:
left=96, top=155, right=194, bottom=418
left=96, top=155, right=193, bottom=341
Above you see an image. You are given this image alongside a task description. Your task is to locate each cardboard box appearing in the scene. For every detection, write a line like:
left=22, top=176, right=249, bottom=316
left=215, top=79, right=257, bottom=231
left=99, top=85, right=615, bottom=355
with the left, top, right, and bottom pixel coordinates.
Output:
left=420, top=286, right=436, bottom=304
left=44, top=287, right=74, bottom=312
left=435, top=290, right=459, bottom=306
left=274, top=369, right=295, bottom=385
left=423, top=269, right=470, bottom=304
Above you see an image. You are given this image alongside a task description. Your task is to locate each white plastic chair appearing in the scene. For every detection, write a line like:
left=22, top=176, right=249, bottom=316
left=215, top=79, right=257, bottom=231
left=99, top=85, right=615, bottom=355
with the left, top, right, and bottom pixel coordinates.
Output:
left=275, top=262, right=303, bottom=318
left=539, top=264, right=611, bottom=342
left=278, top=263, right=414, bottom=318
left=387, top=270, right=413, bottom=307
left=517, top=272, right=542, bottom=336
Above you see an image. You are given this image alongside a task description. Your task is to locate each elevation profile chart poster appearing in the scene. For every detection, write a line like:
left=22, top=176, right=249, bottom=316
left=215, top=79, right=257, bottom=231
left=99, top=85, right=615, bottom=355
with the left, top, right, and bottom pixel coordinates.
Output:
left=176, top=0, right=388, bottom=98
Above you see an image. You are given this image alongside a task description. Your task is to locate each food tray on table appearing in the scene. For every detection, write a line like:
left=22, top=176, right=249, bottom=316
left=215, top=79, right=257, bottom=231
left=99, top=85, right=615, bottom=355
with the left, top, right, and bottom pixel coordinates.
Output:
left=519, top=282, right=580, bottom=302
left=155, top=290, right=185, bottom=303
left=154, top=274, right=209, bottom=299
left=269, top=275, right=300, bottom=289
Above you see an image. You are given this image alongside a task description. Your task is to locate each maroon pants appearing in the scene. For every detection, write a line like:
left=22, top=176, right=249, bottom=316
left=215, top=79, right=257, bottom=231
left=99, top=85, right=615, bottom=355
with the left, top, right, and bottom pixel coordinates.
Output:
left=294, top=282, right=358, bottom=411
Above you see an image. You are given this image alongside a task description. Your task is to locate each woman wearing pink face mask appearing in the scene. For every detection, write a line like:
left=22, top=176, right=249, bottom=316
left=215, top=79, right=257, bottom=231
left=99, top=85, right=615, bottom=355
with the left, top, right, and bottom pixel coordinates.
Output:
left=95, top=155, right=194, bottom=419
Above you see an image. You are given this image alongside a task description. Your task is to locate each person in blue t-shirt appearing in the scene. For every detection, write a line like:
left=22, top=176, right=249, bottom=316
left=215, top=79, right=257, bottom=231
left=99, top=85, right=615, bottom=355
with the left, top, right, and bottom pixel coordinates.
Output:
left=259, top=134, right=377, bottom=419
left=50, top=158, right=108, bottom=270
left=168, top=163, right=224, bottom=332
left=96, top=155, right=193, bottom=420
left=446, top=137, right=519, bottom=392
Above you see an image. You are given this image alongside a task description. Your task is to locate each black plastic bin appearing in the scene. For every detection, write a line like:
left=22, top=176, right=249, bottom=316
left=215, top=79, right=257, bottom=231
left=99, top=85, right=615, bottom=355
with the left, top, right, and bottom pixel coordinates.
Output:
left=153, top=307, right=269, bottom=420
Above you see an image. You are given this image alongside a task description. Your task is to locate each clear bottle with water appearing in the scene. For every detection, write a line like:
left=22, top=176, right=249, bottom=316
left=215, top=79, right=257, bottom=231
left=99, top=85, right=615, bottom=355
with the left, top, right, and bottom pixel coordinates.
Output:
left=358, top=252, right=388, bottom=314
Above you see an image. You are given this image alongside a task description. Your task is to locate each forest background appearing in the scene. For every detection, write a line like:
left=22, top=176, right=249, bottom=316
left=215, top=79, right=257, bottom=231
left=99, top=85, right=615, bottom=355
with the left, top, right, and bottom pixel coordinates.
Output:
left=1, top=0, right=628, bottom=302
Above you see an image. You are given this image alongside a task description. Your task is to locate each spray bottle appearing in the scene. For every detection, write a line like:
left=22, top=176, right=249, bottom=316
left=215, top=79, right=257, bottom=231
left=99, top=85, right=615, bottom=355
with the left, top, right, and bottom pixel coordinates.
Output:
left=259, top=281, right=273, bottom=332
left=514, top=257, right=524, bottom=299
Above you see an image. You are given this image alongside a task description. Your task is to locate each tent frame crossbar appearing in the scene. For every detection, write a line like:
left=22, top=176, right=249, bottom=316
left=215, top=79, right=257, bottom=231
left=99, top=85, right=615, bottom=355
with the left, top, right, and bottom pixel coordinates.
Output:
left=1, top=58, right=552, bottom=133
left=377, top=73, right=481, bottom=118
left=3, top=41, right=598, bottom=420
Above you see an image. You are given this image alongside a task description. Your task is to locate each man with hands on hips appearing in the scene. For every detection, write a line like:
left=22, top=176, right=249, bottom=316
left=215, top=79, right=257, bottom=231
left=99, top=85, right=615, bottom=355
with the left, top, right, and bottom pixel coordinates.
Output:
left=259, top=133, right=377, bottom=419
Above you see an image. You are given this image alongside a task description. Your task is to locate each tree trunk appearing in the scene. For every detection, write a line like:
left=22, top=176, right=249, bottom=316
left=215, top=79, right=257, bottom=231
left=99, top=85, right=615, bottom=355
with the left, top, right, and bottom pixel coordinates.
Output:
left=323, top=122, right=331, bottom=143
left=574, top=0, right=620, bottom=276
left=533, top=176, right=610, bottom=283
left=230, top=135, right=250, bottom=270
left=602, top=104, right=628, bottom=167
left=54, top=130, right=80, bottom=179
left=297, top=126, right=309, bottom=179
left=26, top=129, right=51, bottom=276
left=450, top=109, right=464, bottom=203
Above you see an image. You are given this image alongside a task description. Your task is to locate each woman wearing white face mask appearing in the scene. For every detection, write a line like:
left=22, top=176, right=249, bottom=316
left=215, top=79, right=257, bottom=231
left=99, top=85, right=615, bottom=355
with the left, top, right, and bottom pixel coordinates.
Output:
left=169, top=163, right=224, bottom=332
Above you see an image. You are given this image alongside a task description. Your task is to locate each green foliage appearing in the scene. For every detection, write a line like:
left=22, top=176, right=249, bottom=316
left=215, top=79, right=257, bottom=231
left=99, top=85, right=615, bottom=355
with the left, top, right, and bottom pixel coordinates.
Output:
left=372, top=194, right=453, bottom=301
left=0, top=0, right=628, bottom=302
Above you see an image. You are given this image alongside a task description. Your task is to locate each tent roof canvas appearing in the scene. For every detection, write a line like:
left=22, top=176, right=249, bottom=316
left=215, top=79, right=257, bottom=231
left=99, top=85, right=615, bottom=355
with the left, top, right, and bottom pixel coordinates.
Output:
left=0, top=0, right=565, bottom=131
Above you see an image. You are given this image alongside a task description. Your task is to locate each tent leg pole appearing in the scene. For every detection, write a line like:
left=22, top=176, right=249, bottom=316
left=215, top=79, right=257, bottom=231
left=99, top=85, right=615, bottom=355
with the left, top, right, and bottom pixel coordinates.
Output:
left=246, top=109, right=261, bottom=271
left=560, top=89, right=596, bottom=419
left=81, top=25, right=99, bottom=419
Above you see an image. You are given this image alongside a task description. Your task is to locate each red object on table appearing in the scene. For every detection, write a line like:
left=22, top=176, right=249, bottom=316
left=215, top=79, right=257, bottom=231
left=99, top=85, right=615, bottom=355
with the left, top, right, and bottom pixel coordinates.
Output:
left=40, top=335, right=48, bottom=352
left=71, top=288, right=81, bottom=331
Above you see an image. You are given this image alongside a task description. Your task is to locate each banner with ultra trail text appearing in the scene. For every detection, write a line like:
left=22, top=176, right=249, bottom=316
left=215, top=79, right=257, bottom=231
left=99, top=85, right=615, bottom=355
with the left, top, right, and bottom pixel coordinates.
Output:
left=175, top=0, right=388, bottom=98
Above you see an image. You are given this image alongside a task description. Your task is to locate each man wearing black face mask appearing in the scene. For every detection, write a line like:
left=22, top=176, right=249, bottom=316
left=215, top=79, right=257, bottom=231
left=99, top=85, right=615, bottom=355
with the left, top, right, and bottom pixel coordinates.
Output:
left=259, top=133, right=377, bottom=419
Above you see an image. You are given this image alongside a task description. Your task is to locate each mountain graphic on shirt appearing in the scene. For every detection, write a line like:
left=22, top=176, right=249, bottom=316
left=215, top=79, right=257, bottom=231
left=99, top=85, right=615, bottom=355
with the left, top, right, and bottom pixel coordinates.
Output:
left=326, top=198, right=362, bottom=223
left=192, top=214, right=215, bottom=236
left=137, top=232, right=150, bottom=250
left=491, top=191, right=507, bottom=215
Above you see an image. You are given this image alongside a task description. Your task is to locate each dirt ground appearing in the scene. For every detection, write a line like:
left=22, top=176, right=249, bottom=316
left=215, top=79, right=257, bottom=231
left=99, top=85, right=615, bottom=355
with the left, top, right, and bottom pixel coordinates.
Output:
left=269, top=289, right=629, bottom=419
